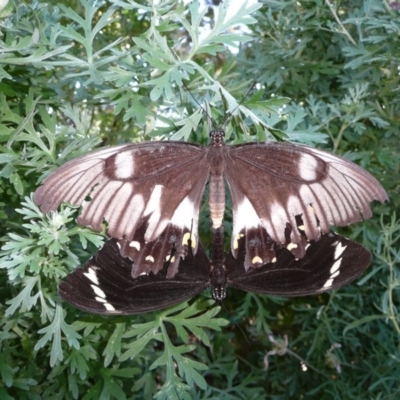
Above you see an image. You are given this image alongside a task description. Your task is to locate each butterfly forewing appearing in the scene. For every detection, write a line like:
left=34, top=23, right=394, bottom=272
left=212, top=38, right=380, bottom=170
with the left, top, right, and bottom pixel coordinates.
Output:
left=224, top=142, right=387, bottom=269
left=35, top=135, right=387, bottom=280
left=226, top=232, right=372, bottom=296
left=59, top=239, right=212, bottom=315
left=35, top=142, right=210, bottom=277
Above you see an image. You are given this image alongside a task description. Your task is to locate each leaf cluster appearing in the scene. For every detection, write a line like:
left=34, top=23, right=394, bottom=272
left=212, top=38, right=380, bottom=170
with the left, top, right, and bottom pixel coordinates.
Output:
left=0, top=0, right=399, bottom=399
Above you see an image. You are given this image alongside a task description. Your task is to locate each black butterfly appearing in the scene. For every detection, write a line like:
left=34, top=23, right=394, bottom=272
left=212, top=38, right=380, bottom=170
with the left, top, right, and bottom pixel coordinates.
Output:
left=59, top=231, right=371, bottom=315
left=34, top=132, right=387, bottom=280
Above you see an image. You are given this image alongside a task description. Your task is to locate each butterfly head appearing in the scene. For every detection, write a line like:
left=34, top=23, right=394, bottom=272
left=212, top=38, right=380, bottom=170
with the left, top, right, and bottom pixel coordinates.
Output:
left=210, top=263, right=227, bottom=301
left=210, top=130, right=225, bottom=147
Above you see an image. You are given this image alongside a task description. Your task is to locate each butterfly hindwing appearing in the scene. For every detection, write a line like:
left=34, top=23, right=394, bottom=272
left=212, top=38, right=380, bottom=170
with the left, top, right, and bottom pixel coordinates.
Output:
left=225, top=231, right=372, bottom=296
left=59, top=239, right=212, bottom=315
left=59, top=231, right=372, bottom=315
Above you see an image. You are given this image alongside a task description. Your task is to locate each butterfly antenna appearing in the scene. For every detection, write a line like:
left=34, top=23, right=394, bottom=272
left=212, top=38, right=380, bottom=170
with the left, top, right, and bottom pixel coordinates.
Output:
left=220, top=300, right=252, bottom=349
left=182, top=81, right=217, bottom=129
left=220, top=82, right=257, bottom=131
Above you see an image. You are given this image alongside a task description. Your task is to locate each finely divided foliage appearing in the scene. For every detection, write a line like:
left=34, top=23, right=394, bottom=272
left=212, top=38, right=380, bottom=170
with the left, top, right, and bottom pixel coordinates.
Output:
left=0, top=0, right=399, bottom=399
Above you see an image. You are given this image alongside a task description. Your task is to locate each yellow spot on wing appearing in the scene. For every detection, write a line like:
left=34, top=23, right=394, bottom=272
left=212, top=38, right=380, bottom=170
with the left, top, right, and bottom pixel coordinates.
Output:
left=129, top=241, right=141, bottom=251
left=182, top=232, right=196, bottom=248
left=233, top=233, right=244, bottom=249
left=252, top=256, right=263, bottom=265
left=165, top=255, right=176, bottom=262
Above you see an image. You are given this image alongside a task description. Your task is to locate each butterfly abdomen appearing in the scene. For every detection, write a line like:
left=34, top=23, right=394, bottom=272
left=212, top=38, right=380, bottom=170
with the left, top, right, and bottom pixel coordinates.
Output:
left=208, top=144, right=227, bottom=229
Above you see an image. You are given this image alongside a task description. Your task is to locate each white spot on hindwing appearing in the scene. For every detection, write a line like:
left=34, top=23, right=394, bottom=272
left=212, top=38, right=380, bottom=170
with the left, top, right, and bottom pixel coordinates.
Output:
left=103, top=303, right=116, bottom=311
left=91, top=284, right=106, bottom=299
left=287, top=243, right=298, bottom=251
left=113, top=151, right=135, bottom=179
left=322, top=241, right=346, bottom=289
left=330, top=259, right=342, bottom=275
left=145, top=255, right=155, bottom=263
left=334, top=241, right=347, bottom=260
left=323, top=278, right=334, bottom=289
left=84, top=268, right=99, bottom=285
left=95, top=296, right=107, bottom=303
left=90, top=284, right=116, bottom=311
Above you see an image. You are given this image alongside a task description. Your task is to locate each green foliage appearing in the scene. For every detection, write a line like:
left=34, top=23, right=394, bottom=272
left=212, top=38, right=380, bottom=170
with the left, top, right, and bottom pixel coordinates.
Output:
left=0, top=0, right=399, bottom=398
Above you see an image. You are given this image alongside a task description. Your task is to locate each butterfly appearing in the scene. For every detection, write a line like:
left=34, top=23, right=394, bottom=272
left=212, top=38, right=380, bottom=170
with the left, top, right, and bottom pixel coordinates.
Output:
left=58, top=231, right=372, bottom=314
left=34, top=131, right=387, bottom=281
